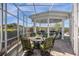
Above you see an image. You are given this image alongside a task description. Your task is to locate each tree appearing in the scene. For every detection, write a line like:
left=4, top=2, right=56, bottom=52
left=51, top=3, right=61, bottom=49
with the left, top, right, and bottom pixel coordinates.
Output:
left=54, top=23, right=61, bottom=31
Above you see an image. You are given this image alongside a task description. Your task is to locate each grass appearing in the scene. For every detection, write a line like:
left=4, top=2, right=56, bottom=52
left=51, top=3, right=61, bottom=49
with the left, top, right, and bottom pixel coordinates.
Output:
left=0, top=28, right=16, bottom=31
left=1, top=28, right=17, bottom=39
left=4, top=29, right=16, bottom=31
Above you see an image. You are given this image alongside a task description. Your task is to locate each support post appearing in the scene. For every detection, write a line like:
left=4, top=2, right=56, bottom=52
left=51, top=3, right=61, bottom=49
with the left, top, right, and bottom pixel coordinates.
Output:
left=34, top=20, right=36, bottom=33
left=16, top=8, right=20, bottom=56
left=39, top=23, right=41, bottom=31
left=69, top=14, right=74, bottom=49
left=23, top=15, right=24, bottom=37
left=4, top=3, right=7, bottom=54
left=72, top=3, right=78, bottom=55
left=26, top=17, right=28, bottom=37
left=47, top=18, right=50, bottom=37
left=0, top=3, right=3, bottom=52
left=62, top=19, right=64, bottom=40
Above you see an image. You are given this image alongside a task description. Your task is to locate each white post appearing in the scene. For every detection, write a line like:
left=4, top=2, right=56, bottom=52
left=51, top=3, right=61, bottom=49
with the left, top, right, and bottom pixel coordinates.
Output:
left=69, top=14, right=74, bottom=49
left=16, top=8, right=20, bottom=56
left=26, top=17, right=27, bottom=37
left=23, top=15, right=24, bottom=37
left=47, top=18, right=50, bottom=37
left=40, top=23, right=41, bottom=31
left=0, top=3, right=2, bottom=52
left=62, top=19, right=64, bottom=40
left=4, top=4, right=7, bottom=54
left=34, top=20, right=36, bottom=33
left=72, top=3, right=78, bottom=55
left=17, top=8, right=20, bottom=40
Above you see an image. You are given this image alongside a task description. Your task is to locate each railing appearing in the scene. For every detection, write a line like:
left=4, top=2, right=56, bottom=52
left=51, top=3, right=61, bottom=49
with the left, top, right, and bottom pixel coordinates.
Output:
left=6, top=41, right=22, bottom=56
left=1, top=36, right=23, bottom=56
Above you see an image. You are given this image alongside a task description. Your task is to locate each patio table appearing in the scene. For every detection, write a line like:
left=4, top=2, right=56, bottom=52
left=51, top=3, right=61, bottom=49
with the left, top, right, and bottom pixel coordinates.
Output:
left=28, top=36, right=46, bottom=49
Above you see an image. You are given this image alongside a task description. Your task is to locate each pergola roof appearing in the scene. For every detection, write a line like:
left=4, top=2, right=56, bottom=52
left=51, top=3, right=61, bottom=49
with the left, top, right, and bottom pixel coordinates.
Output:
left=29, top=10, right=71, bottom=23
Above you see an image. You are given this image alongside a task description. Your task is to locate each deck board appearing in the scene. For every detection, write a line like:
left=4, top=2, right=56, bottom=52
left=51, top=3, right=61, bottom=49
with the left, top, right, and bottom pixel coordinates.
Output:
left=50, top=39, right=75, bottom=56
left=24, top=38, right=75, bottom=56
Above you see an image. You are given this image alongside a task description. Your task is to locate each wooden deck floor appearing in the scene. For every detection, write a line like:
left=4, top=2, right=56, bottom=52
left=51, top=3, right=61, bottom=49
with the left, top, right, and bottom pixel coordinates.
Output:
left=24, top=38, right=75, bottom=56
left=50, top=39, right=75, bottom=56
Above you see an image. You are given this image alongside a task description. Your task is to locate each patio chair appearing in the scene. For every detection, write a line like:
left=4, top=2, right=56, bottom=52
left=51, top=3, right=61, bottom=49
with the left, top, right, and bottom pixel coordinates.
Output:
left=20, top=36, right=34, bottom=55
left=40, top=37, right=55, bottom=56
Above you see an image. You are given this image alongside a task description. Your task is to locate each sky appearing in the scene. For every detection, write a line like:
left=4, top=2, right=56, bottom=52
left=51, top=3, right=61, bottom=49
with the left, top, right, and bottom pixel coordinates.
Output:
left=5, top=3, right=73, bottom=27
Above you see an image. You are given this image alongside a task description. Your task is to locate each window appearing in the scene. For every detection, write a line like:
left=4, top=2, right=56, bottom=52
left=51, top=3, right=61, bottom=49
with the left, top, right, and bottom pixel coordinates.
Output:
left=19, top=11, right=23, bottom=20
left=7, top=14, right=17, bottom=39
left=7, top=14, right=17, bottom=49
left=7, top=4, right=17, bottom=16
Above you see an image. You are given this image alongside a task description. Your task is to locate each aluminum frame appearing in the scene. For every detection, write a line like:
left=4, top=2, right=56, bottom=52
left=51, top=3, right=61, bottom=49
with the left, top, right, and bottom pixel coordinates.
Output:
left=0, top=4, right=3, bottom=52
left=4, top=3, right=7, bottom=54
